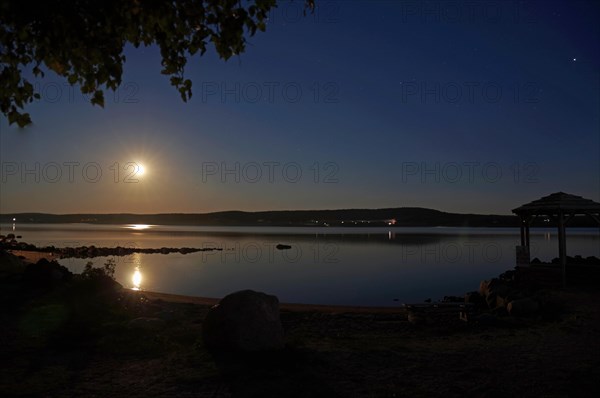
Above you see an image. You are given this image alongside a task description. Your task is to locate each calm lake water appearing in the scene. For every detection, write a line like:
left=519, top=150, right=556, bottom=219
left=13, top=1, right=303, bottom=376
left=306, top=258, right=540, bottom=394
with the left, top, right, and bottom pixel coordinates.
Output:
left=3, top=223, right=599, bottom=306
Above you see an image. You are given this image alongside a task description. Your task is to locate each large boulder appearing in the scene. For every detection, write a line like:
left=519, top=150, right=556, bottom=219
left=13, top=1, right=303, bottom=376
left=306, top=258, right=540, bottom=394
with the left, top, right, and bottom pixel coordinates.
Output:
left=202, top=290, right=285, bottom=352
left=479, top=278, right=518, bottom=309
left=464, top=291, right=485, bottom=307
left=507, top=298, right=539, bottom=316
left=478, top=279, right=495, bottom=297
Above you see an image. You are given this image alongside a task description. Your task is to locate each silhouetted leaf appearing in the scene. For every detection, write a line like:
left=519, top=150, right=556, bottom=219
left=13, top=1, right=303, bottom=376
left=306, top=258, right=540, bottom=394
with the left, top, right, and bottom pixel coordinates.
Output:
left=1, top=0, right=317, bottom=126
left=91, top=91, right=105, bottom=107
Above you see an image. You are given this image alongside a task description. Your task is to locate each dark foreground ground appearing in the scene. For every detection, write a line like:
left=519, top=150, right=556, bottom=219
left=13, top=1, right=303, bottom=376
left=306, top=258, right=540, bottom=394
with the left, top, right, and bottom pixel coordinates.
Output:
left=1, top=251, right=599, bottom=397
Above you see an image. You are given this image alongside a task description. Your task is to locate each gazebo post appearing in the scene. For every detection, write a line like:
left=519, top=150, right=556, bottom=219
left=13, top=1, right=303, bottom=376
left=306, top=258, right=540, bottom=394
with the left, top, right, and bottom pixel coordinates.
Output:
left=557, top=211, right=567, bottom=286
left=519, top=219, right=526, bottom=246
left=515, top=217, right=531, bottom=266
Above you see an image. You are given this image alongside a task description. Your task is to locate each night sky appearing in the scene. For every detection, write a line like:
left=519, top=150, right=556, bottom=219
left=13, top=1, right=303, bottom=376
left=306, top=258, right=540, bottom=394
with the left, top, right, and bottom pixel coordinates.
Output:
left=1, top=0, right=599, bottom=215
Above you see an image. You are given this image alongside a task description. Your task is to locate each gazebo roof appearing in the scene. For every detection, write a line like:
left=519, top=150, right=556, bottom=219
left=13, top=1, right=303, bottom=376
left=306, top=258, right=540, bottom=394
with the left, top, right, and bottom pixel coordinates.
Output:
left=512, top=192, right=600, bottom=216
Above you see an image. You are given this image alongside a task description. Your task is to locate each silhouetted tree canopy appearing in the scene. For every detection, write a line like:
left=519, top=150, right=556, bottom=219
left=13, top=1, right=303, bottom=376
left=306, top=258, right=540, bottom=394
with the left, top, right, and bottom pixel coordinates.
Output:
left=0, top=0, right=315, bottom=127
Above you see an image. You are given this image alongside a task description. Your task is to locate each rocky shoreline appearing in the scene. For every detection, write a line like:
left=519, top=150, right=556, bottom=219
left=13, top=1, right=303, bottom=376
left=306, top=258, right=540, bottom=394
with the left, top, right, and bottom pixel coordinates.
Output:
left=0, top=234, right=224, bottom=258
left=0, top=235, right=299, bottom=259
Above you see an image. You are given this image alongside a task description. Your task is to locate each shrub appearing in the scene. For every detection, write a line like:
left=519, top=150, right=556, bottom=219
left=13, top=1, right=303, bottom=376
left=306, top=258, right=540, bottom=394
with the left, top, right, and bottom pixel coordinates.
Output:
left=81, top=258, right=116, bottom=281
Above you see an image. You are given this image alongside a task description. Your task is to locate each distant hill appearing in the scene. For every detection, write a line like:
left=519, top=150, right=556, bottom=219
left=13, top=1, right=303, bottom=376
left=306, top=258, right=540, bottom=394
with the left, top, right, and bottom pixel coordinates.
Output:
left=3, top=207, right=598, bottom=227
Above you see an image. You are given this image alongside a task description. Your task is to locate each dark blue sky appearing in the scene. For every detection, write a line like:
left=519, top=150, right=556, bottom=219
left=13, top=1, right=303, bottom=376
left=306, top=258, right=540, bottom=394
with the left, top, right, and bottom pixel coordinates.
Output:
left=1, top=0, right=598, bottom=214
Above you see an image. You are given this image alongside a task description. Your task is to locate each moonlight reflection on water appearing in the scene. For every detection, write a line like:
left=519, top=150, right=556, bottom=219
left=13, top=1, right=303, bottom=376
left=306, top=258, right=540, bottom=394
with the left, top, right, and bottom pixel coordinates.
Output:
left=125, top=224, right=152, bottom=231
left=132, top=267, right=142, bottom=290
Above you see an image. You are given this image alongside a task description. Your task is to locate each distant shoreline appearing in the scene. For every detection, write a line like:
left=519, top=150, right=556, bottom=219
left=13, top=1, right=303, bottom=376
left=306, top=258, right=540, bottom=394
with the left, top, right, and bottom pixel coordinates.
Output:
left=2, top=207, right=599, bottom=227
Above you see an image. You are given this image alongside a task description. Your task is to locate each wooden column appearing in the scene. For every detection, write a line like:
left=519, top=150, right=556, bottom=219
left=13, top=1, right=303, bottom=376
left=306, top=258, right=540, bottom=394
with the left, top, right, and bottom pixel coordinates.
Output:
left=520, top=218, right=525, bottom=246
left=557, top=211, right=567, bottom=286
left=525, top=221, right=530, bottom=248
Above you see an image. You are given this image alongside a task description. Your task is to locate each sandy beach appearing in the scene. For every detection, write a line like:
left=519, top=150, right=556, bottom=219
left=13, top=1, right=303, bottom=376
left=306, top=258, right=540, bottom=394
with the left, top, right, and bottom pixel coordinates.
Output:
left=8, top=249, right=57, bottom=264
left=143, top=290, right=407, bottom=314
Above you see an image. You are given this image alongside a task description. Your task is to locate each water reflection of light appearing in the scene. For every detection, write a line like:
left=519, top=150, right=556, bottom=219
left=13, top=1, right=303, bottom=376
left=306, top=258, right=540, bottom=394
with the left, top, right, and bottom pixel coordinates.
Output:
left=132, top=267, right=142, bottom=290
left=126, top=224, right=152, bottom=230
left=131, top=252, right=143, bottom=290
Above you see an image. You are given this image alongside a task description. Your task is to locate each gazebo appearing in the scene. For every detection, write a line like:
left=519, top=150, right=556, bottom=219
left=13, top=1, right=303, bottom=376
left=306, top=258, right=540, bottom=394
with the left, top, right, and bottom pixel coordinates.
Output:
left=512, top=192, right=600, bottom=285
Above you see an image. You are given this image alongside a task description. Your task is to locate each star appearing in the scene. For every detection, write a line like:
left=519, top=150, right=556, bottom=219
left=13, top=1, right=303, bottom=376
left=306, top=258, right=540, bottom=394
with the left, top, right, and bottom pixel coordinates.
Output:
left=572, top=58, right=577, bottom=61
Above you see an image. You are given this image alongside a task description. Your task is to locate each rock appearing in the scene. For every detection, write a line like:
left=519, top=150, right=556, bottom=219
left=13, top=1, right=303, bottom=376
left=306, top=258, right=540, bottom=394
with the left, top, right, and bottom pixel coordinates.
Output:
left=202, top=290, right=285, bottom=352
left=586, top=256, right=600, bottom=265
left=127, top=317, right=166, bottom=330
left=485, top=293, right=498, bottom=309
left=494, top=286, right=519, bottom=308
left=496, top=293, right=511, bottom=308
left=479, top=279, right=493, bottom=297
left=495, top=294, right=513, bottom=309
left=464, top=291, right=485, bottom=306
left=480, top=279, right=514, bottom=309
left=507, top=298, right=539, bottom=316
left=499, top=270, right=516, bottom=281
left=407, top=310, right=425, bottom=325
